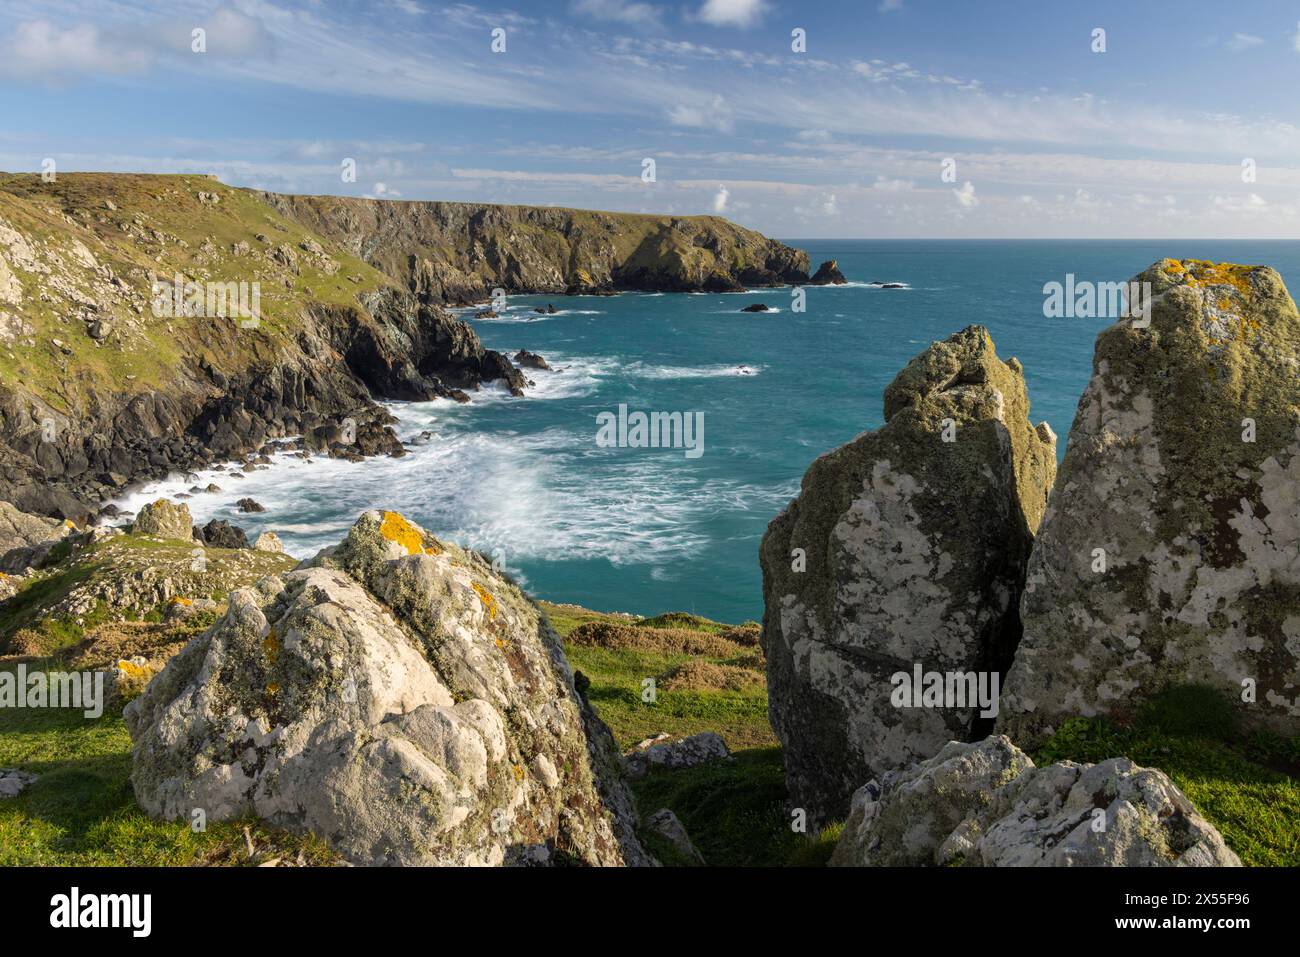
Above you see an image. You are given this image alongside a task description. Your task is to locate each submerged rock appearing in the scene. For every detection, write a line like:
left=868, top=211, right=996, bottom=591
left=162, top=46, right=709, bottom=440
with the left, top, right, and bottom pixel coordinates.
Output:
left=760, top=326, right=1056, bottom=825
left=810, top=259, right=847, bottom=285
left=1000, top=260, right=1300, bottom=743
left=741, top=303, right=770, bottom=313
left=830, top=735, right=1239, bottom=867
left=125, top=510, right=651, bottom=866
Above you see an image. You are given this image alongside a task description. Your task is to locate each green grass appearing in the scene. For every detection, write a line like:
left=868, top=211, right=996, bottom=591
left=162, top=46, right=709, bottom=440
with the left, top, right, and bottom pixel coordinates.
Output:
left=1034, top=685, right=1300, bottom=867
left=0, top=671, right=335, bottom=866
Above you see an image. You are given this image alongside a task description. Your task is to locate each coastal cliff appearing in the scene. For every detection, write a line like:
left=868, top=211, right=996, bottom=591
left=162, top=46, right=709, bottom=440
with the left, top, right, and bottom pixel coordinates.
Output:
left=0, top=173, right=807, bottom=518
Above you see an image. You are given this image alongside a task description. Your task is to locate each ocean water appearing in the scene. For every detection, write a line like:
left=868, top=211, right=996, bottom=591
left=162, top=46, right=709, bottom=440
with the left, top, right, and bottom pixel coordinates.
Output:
left=115, top=240, right=1300, bottom=623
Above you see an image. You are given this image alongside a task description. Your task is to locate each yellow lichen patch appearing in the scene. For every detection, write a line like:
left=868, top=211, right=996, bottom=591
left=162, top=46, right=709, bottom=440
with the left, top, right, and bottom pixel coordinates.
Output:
left=1161, top=258, right=1185, bottom=274
left=512, top=764, right=525, bottom=782
left=262, top=629, right=281, bottom=665
left=168, top=596, right=193, bottom=607
left=472, top=582, right=498, bottom=620
left=267, top=681, right=281, bottom=696
left=63, top=519, right=76, bottom=530
left=116, top=659, right=148, bottom=679
left=1174, top=259, right=1257, bottom=296
left=379, top=510, right=442, bottom=556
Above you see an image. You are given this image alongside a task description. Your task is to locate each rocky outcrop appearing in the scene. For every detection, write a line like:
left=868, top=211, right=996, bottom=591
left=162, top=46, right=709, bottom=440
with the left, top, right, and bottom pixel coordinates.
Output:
left=133, top=499, right=192, bottom=541
left=260, top=194, right=810, bottom=304
left=1000, top=260, right=1300, bottom=743
left=624, top=731, right=731, bottom=779
left=0, top=174, right=537, bottom=520
left=830, top=735, right=1239, bottom=867
left=0, top=501, right=74, bottom=573
left=645, top=809, right=705, bottom=864
left=760, top=326, right=1057, bottom=825
left=810, top=260, right=847, bottom=285
left=513, top=350, right=550, bottom=371
left=125, top=510, right=652, bottom=866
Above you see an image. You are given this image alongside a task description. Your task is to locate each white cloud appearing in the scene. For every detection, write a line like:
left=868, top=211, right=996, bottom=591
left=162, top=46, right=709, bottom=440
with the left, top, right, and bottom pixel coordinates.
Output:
left=667, top=94, right=734, bottom=133
left=879, top=0, right=904, bottom=12
left=1227, top=33, right=1263, bottom=52
left=0, top=20, right=150, bottom=77
left=695, top=0, right=768, bottom=28
left=953, top=180, right=978, bottom=208
left=572, top=0, right=663, bottom=27
left=712, top=184, right=729, bottom=213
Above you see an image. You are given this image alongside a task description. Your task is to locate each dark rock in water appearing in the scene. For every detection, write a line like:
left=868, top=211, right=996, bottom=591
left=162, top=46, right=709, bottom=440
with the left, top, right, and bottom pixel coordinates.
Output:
left=474, top=309, right=498, bottom=319
left=236, top=497, right=266, bottom=514
left=479, top=351, right=528, bottom=397
left=760, top=326, right=1057, bottom=826
left=868, top=281, right=906, bottom=289
left=810, top=260, right=848, bottom=285
left=513, top=350, right=551, bottom=371
left=741, top=303, right=770, bottom=313
left=199, top=519, right=248, bottom=550
left=533, top=304, right=558, bottom=315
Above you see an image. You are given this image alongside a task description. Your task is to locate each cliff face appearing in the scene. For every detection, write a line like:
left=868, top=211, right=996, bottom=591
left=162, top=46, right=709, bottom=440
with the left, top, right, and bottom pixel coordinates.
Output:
left=259, top=192, right=811, bottom=303
left=0, top=173, right=804, bottom=518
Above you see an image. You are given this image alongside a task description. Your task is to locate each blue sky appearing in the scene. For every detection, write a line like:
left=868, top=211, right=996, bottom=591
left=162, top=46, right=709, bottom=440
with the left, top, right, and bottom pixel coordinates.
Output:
left=2, top=0, right=1300, bottom=237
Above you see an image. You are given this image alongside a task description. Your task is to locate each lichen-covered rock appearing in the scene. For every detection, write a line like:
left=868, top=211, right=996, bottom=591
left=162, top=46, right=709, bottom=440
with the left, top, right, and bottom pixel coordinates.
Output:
left=0, top=500, right=75, bottom=573
left=624, top=731, right=731, bottom=779
left=253, top=531, right=284, bottom=553
left=760, top=326, right=1057, bottom=825
left=125, top=509, right=651, bottom=866
left=830, top=735, right=1239, bottom=867
left=133, top=499, right=192, bottom=541
left=1000, top=260, right=1300, bottom=743
left=645, top=808, right=705, bottom=864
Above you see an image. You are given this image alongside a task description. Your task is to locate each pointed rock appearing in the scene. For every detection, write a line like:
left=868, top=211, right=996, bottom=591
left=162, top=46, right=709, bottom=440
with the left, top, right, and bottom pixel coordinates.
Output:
left=760, top=326, right=1056, bottom=825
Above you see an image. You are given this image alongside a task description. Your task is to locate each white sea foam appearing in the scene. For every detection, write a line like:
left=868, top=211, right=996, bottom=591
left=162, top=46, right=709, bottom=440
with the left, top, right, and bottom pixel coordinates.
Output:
left=623, top=361, right=764, bottom=379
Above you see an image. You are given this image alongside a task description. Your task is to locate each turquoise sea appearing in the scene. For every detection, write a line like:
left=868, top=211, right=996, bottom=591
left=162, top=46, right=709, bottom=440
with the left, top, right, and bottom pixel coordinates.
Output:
left=117, top=240, right=1300, bottom=623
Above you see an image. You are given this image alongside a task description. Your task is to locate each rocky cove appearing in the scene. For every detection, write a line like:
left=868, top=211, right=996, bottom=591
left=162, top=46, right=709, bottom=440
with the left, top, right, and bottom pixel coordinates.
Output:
left=0, top=177, right=1297, bottom=868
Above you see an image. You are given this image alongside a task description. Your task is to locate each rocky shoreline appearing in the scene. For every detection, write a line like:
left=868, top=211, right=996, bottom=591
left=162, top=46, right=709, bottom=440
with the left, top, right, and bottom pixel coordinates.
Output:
left=0, top=173, right=813, bottom=522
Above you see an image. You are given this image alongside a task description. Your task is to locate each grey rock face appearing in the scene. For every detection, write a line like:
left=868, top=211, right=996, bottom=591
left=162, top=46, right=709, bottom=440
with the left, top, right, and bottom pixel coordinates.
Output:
left=760, top=326, right=1056, bottom=825
left=624, top=731, right=732, bottom=779
left=646, top=808, right=704, bottom=865
left=1000, top=260, right=1300, bottom=743
left=0, top=500, right=75, bottom=573
left=0, top=768, right=38, bottom=798
left=830, top=735, right=1239, bottom=867
left=132, top=499, right=193, bottom=541
left=125, top=509, right=651, bottom=866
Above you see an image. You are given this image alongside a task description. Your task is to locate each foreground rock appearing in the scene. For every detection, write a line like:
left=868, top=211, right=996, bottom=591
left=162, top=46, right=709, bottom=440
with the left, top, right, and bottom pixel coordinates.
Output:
left=1000, top=260, right=1300, bottom=743
left=830, top=735, right=1239, bottom=867
left=125, top=510, right=651, bottom=866
left=810, top=259, right=847, bottom=285
left=761, top=326, right=1057, bottom=825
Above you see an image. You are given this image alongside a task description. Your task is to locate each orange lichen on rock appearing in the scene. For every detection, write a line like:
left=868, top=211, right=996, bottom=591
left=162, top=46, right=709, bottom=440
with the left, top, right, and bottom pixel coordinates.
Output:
left=379, top=510, right=442, bottom=556
left=472, top=582, right=498, bottom=620
left=262, top=629, right=281, bottom=664
left=1163, top=259, right=1257, bottom=296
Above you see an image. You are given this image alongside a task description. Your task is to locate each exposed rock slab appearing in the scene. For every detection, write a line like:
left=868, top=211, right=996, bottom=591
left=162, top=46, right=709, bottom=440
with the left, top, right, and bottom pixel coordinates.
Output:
left=830, top=735, right=1240, bottom=867
left=624, top=731, right=731, bottom=779
left=1000, top=260, right=1300, bottom=743
left=125, top=510, right=650, bottom=866
left=760, top=326, right=1057, bottom=825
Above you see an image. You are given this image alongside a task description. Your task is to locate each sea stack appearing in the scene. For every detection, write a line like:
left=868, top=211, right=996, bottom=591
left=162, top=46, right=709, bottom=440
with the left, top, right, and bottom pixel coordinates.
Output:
left=760, top=326, right=1056, bottom=825
left=999, top=260, right=1300, bottom=743
left=810, top=259, right=848, bottom=285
